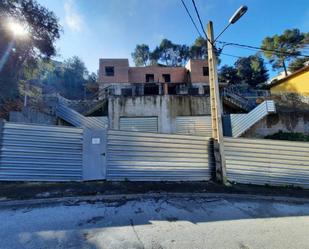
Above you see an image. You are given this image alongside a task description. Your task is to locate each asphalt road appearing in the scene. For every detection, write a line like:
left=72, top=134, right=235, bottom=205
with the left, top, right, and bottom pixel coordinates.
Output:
left=1, top=195, right=309, bottom=249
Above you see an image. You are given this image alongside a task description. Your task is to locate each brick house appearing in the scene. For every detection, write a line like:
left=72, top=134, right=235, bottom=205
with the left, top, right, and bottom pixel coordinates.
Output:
left=94, top=58, right=218, bottom=134
left=98, top=58, right=211, bottom=96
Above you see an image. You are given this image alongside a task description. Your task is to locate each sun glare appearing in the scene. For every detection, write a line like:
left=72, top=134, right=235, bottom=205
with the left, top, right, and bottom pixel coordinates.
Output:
left=7, top=20, right=29, bottom=38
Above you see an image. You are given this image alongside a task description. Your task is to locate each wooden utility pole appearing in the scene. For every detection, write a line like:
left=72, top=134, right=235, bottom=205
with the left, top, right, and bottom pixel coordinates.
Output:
left=206, top=21, right=227, bottom=184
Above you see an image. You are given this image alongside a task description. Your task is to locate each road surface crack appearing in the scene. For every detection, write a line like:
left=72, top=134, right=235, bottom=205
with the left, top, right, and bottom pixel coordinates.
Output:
left=130, top=218, right=145, bottom=249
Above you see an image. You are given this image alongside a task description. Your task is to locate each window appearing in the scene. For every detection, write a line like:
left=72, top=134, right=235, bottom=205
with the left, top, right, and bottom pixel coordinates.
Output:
left=108, top=88, right=115, bottom=95
left=146, top=74, right=154, bottom=83
left=203, top=86, right=210, bottom=96
left=188, top=87, right=199, bottom=95
left=162, top=74, right=171, bottom=83
left=203, top=67, right=209, bottom=76
left=121, top=88, right=133, bottom=97
left=105, top=66, right=114, bottom=76
left=144, top=84, right=159, bottom=95
left=168, top=84, right=177, bottom=94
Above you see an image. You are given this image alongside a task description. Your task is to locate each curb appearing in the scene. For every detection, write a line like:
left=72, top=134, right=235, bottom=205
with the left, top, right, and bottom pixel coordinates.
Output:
left=0, top=192, right=309, bottom=208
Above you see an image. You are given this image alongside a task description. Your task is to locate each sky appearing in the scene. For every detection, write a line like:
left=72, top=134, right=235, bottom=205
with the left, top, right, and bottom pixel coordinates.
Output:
left=37, top=0, right=309, bottom=77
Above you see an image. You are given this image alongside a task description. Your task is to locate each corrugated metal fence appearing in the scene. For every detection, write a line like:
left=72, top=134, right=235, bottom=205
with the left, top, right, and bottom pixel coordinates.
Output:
left=2, top=121, right=309, bottom=188
left=106, top=130, right=214, bottom=181
left=0, top=122, right=83, bottom=181
left=56, top=103, right=107, bottom=128
left=176, top=116, right=212, bottom=136
left=230, top=100, right=276, bottom=137
left=119, top=117, right=158, bottom=133
left=225, top=137, right=309, bottom=188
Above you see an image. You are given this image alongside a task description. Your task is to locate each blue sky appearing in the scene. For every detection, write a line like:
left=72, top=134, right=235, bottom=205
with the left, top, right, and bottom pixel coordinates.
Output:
left=37, top=0, right=309, bottom=77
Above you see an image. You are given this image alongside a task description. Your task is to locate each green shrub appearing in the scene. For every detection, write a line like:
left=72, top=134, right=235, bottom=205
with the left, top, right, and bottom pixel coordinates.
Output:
left=265, top=130, right=309, bottom=141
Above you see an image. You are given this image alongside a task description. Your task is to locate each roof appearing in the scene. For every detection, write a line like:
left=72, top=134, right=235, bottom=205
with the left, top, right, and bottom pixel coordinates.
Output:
left=268, top=65, right=309, bottom=88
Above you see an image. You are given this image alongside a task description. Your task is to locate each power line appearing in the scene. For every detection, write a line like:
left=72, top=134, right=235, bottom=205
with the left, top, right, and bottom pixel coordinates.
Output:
left=191, top=0, right=212, bottom=44
left=180, top=0, right=203, bottom=37
left=219, top=52, right=274, bottom=66
left=217, top=41, right=309, bottom=58
left=180, top=0, right=309, bottom=60
left=220, top=52, right=242, bottom=59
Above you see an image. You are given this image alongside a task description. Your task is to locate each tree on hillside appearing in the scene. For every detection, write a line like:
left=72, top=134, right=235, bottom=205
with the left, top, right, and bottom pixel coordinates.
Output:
left=22, top=57, right=95, bottom=100
left=219, top=65, right=240, bottom=84
left=131, top=44, right=150, bottom=66
left=149, top=47, right=161, bottom=65
left=189, top=37, right=207, bottom=59
left=131, top=36, right=213, bottom=67
left=61, top=56, right=89, bottom=99
left=234, top=54, right=268, bottom=87
left=174, top=44, right=190, bottom=66
left=288, top=57, right=308, bottom=72
left=0, top=0, right=61, bottom=100
left=158, top=39, right=176, bottom=66
left=148, top=40, right=190, bottom=66
left=261, top=29, right=308, bottom=76
left=85, top=72, right=99, bottom=97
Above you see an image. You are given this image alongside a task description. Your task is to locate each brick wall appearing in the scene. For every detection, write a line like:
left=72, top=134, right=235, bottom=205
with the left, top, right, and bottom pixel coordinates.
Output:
left=99, top=59, right=129, bottom=83
left=129, top=66, right=187, bottom=83
left=186, top=59, right=209, bottom=83
left=98, top=58, right=209, bottom=85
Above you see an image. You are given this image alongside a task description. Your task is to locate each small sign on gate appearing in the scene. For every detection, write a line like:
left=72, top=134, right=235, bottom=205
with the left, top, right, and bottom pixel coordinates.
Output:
left=91, top=138, right=101, bottom=144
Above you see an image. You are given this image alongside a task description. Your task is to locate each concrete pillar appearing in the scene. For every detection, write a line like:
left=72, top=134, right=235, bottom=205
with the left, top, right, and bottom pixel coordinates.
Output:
left=159, top=96, right=173, bottom=134
left=163, top=83, right=168, bottom=95
left=108, top=98, right=120, bottom=130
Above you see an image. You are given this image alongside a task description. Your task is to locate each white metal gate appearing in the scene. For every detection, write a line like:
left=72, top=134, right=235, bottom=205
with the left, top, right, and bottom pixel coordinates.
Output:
left=119, top=117, right=158, bottom=133
left=106, top=130, right=214, bottom=181
left=176, top=116, right=212, bottom=136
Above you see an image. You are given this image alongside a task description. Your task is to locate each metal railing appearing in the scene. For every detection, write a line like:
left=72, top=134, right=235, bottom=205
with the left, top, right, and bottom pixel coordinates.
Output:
left=222, top=87, right=255, bottom=111
left=98, top=83, right=211, bottom=97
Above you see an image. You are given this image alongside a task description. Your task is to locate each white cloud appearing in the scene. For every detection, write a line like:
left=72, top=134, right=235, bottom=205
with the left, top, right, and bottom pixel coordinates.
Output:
left=64, top=0, right=83, bottom=32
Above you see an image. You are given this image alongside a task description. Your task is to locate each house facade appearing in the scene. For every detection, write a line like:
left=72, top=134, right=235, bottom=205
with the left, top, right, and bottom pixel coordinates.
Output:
left=269, top=65, right=309, bottom=96
left=96, top=58, right=215, bottom=134
left=98, top=58, right=212, bottom=96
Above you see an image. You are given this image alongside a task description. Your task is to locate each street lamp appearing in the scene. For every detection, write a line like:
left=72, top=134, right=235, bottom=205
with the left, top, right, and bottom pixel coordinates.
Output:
left=214, top=5, right=248, bottom=43
left=206, top=6, right=248, bottom=184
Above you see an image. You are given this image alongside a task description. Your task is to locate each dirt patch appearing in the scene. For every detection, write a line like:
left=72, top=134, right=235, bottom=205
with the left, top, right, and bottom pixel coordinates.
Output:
left=165, top=216, right=178, bottom=222
left=0, top=181, right=308, bottom=201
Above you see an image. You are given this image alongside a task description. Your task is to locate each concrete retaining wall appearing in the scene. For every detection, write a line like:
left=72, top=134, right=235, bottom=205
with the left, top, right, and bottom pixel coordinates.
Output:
left=9, top=108, right=57, bottom=125
left=108, top=95, right=210, bottom=133
left=243, top=111, right=309, bottom=138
